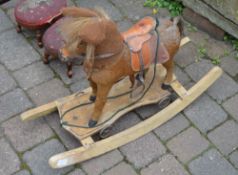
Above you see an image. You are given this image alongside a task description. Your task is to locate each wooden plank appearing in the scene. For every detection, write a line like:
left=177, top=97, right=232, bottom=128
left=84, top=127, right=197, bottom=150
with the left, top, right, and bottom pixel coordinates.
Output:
left=21, top=102, right=57, bottom=121
left=180, top=37, right=190, bottom=47
left=80, top=137, right=95, bottom=147
left=170, top=80, right=188, bottom=99
left=49, top=66, right=222, bottom=169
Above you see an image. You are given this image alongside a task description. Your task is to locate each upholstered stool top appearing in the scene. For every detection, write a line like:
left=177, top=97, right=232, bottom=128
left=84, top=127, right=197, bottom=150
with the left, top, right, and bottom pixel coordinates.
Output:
left=42, top=17, right=65, bottom=56
left=15, top=0, right=67, bottom=29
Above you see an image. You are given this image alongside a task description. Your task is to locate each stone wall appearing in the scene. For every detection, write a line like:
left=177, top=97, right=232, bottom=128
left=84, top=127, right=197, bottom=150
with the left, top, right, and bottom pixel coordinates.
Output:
left=180, top=0, right=238, bottom=38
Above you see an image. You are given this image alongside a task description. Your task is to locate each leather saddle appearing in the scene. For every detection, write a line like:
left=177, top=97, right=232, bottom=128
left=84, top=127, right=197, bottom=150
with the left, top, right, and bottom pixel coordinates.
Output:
left=122, top=16, right=169, bottom=72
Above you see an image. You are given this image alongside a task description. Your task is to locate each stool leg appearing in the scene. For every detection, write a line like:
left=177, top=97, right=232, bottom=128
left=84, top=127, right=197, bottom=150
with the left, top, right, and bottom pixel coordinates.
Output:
left=16, top=23, right=22, bottom=33
left=67, top=62, right=73, bottom=78
left=36, top=30, right=43, bottom=48
left=43, top=51, right=50, bottom=64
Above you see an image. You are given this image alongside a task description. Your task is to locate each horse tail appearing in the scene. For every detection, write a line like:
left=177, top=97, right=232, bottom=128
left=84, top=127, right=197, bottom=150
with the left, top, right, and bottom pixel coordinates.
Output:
left=173, top=16, right=183, bottom=36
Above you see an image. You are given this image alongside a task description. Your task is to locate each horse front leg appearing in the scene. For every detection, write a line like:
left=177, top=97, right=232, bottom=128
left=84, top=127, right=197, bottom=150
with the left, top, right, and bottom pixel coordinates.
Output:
left=162, top=58, right=174, bottom=90
left=88, top=83, right=113, bottom=127
left=89, top=80, right=97, bottom=102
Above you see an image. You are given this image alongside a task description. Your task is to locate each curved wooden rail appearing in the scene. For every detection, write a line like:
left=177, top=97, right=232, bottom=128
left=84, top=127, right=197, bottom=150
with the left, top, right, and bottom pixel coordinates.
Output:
left=49, top=66, right=222, bottom=169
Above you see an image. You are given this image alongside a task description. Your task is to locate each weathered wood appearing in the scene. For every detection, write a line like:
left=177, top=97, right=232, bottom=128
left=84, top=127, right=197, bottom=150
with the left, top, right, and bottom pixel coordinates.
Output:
left=170, top=80, right=188, bottom=99
left=49, top=66, right=222, bottom=169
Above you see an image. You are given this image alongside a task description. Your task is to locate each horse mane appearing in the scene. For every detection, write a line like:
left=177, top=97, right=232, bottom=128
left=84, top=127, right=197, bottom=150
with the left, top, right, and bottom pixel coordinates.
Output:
left=60, top=7, right=109, bottom=45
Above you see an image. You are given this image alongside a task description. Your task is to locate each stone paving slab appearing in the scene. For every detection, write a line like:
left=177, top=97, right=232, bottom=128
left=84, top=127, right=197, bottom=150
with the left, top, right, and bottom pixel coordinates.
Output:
left=0, top=64, right=17, bottom=95
left=229, top=151, right=238, bottom=169
left=81, top=150, right=123, bottom=175
left=154, top=113, right=190, bottom=141
left=13, top=61, right=54, bottom=90
left=141, top=154, right=189, bottom=175
left=0, top=138, right=20, bottom=175
left=184, top=94, right=227, bottom=133
left=223, top=94, right=238, bottom=122
left=27, top=79, right=70, bottom=105
left=14, top=170, right=31, bottom=175
left=2, top=116, right=54, bottom=152
left=102, top=162, right=138, bottom=175
left=45, top=112, right=81, bottom=149
left=189, top=149, right=238, bottom=175
left=0, top=30, right=40, bottom=71
left=110, top=0, right=152, bottom=21
left=76, top=0, right=123, bottom=21
left=0, top=88, right=33, bottom=122
left=23, top=139, right=72, bottom=175
left=208, top=120, right=238, bottom=155
left=120, top=133, right=166, bottom=169
left=67, top=168, right=85, bottom=175
left=221, top=52, right=238, bottom=77
left=0, top=9, right=13, bottom=33
left=167, top=127, right=209, bottom=163
left=185, top=59, right=238, bottom=103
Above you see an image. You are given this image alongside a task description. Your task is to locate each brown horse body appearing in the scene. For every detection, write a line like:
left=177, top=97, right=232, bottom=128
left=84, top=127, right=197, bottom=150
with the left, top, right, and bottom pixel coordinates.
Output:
left=60, top=7, right=182, bottom=127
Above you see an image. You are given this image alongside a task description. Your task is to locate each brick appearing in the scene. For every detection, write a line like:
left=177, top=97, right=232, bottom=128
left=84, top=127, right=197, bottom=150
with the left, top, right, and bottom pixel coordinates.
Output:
left=182, top=8, right=225, bottom=40
left=0, top=138, right=20, bottom=175
left=81, top=150, right=123, bottom=175
left=23, top=139, right=72, bottom=175
left=0, top=88, right=33, bottom=122
left=45, top=112, right=80, bottom=149
left=184, top=94, right=227, bottom=133
left=167, top=127, right=209, bottom=163
left=221, top=52, right=238, bottom=77
left=141, top=154, right=189, bottom=175
left=184, top=27, right=210, bottom=46
left=76, top=0, right=123, bottom=21
left=208, top=120, right=238, bottom=155
left=223, top=94, right=238, bottom=122
left=13, top=62, right=54, bottom=90
left=2, top=116, right=54, bottom=152
left=0, top=64, right=17, bottom=95
left=174, top=66, right=191, bottom=86
left=102, top=162, right=138, bottom=175
left=50, top=60, right=86, bottom=85
left=230, top=151, right=238, bottom=169
left=189, top=149, right=238, bottom=175
left=0, top=9, right=13, bottom=32
left=14, top=170, right=30, bottom=175
left=27, top=79, right=70, bottom=105
left=175, top=41, right=199, bottom=68
left=185, top=60, right=238, bottom=103
left=206, top=38, right=232, bottom=59
left=68, top=168, right=85, bottom=175
left=154, top=114, right=190, bottom=141
left=0, top=126, right=4, bottom=138
left=70, top=80, right=89, bottom=93
left=110, top=0, right=152, bottom=21
left=0, top=30, right=40, bottom=71
left=120, top=133, right=166, bottom=168
left=135, top=104, right=160, bottom=119
left=111, top=112, right=141, bottom=135
left=117, top=20, right=133, bottom=32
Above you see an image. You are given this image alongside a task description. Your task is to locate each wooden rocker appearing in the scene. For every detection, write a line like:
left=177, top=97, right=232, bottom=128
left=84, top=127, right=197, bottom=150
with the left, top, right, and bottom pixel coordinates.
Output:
left=20, top=35, right=223, bottom=168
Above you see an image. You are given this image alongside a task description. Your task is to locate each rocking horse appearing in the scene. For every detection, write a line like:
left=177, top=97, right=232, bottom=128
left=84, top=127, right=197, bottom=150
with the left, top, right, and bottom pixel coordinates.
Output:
left=59, top=6, right=182, bottom=127
left=20, top=6, right=222, bottom=168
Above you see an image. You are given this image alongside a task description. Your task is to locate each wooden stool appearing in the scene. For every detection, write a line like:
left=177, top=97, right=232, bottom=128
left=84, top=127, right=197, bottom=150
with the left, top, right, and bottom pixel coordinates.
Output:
left=42, top=18, right=74, bottom=78
left=14, top=0, right=67, bottom=47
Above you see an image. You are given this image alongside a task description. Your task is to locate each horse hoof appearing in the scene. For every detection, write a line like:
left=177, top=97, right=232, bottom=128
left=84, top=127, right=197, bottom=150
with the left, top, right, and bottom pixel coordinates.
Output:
left=161, top=83, right=172, bottom=91
left=89, top=95, right=96, bottom=102
left=88, top=119, right=97, bottom=128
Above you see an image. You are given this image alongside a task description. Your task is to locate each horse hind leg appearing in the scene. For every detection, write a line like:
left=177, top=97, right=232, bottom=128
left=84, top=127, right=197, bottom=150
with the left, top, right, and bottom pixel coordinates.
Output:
left=161, top=58, right=174, bottom=90
left=89, top=80, right=97, bottom=102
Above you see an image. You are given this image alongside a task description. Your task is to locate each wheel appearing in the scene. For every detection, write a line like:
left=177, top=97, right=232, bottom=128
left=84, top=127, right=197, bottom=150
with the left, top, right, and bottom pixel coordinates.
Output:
left=99, top=125, right=113, bottom=139
left=158, top=95, right=172, bottom=110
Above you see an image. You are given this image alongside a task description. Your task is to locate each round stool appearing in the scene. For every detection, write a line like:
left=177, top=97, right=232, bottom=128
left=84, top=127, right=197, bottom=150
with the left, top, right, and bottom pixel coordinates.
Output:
left=14, top=0, right=67, bottom=47
left=42, top=18, right=74, bottom=78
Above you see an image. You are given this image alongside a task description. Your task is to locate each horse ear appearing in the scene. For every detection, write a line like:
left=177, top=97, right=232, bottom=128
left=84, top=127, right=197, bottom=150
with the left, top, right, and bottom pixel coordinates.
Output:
left=79, top=19, right=106, bottom=45
left=61, top=7, right=99, bottom=17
